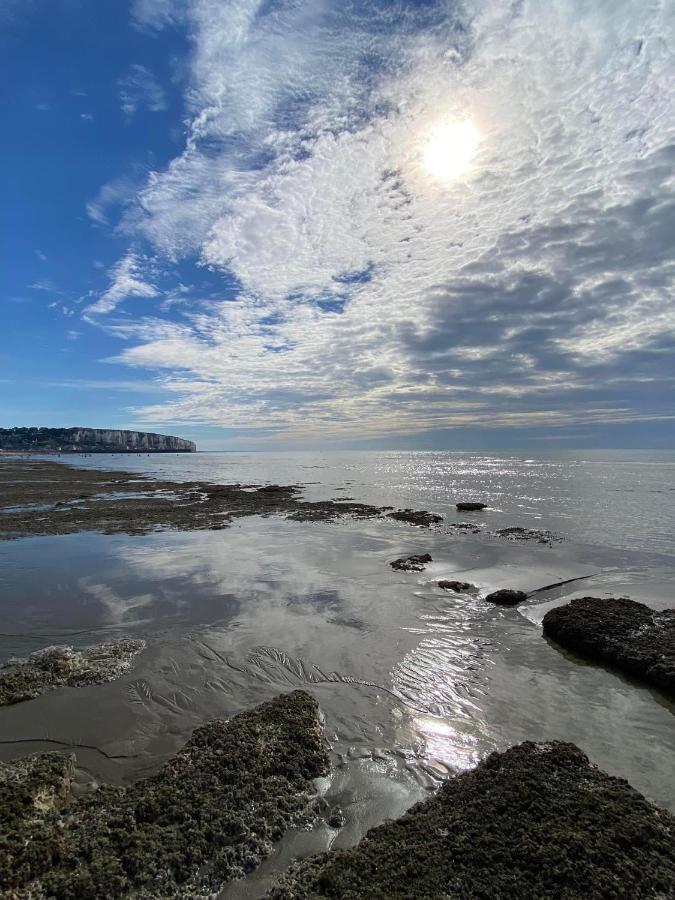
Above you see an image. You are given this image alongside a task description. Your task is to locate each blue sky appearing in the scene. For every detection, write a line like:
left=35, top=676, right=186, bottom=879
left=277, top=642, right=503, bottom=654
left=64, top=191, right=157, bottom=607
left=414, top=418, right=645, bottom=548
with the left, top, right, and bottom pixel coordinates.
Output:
left=2, top=0, right=674, bottom=449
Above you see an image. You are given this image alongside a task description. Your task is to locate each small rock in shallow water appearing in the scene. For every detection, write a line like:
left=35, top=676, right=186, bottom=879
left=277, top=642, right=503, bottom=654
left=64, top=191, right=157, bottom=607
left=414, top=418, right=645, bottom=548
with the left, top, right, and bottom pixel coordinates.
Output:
left=438, top=580, right=476, bottom=593
left=484, top=588, right=528, bottom=605
left=455, top=501, right=486, bottom=511
left=543, top=596, right=675, bottom=697
left=265, top=741, right=675, bottom=899
left=390, top=553, right=432, bottom=572
left=387, top=509, right=443, bottom=527
left=0, top=638, right=146, bottom=706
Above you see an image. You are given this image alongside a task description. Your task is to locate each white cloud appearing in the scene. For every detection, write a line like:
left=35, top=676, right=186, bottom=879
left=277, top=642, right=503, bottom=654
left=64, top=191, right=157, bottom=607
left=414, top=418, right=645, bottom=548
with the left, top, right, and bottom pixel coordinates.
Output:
left=85, top=252, right=159, bottom=317
left=118, top=64, right=167, bottom=118
left=93, top=0, right=675, bottom=439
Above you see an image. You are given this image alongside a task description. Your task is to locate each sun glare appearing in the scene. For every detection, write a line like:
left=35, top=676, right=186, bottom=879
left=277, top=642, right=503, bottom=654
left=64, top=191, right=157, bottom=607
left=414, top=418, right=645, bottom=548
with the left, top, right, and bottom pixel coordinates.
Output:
left=422, top=120, right=480, bottom=180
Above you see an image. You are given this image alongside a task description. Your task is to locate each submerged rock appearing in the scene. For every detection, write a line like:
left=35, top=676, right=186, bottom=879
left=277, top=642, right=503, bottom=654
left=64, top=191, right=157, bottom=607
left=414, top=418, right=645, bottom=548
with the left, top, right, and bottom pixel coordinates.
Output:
left=455, top=501, right=486, bottom=511
left=0, top=639, right=146, bottom=706
left=543, top=596, right=675, bottom=697
left=438, top=580, right=476, bottom=593
left=266, top=741, right=675, bottom=899
left=0, top=690, right=329, bottom=899
left=390, top=553, right=432, bottom=572
left=387, top=509, right=443, bottom=527
left=484, top=588, right=528, bottom=606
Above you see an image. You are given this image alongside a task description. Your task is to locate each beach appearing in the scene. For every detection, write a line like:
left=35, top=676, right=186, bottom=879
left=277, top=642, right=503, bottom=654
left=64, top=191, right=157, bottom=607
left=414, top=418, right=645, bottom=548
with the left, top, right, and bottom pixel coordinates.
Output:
left=1, top=450, right=673, bottom=896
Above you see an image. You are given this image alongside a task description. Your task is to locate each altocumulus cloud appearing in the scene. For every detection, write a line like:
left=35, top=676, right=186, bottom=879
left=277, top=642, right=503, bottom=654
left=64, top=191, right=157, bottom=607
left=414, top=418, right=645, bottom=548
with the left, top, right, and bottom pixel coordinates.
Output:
left=88, top=0, right=675, bottom=441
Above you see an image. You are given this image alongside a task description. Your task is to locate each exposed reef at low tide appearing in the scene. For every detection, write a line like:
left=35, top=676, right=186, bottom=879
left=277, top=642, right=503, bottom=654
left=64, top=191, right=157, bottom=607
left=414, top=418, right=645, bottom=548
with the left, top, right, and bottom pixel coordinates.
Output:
left=267, top=741, right=675, bottom=899
left=543, top=596, right=675, bottom=697
left=0, top=639, right=146, bottom=706
left=0, top=691, right=328, bottom=899
left=0, top=459, right=438, bottom=540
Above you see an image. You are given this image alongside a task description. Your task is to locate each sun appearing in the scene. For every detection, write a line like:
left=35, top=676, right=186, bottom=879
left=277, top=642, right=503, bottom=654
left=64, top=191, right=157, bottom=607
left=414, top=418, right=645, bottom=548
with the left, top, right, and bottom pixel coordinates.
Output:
left=422, top=120, right=480, bottom=180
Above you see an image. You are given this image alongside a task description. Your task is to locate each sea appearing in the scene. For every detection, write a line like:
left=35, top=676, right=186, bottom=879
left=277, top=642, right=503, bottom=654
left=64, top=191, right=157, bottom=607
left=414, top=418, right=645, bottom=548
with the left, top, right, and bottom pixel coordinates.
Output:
left=1, top=449, right=674, bottom=897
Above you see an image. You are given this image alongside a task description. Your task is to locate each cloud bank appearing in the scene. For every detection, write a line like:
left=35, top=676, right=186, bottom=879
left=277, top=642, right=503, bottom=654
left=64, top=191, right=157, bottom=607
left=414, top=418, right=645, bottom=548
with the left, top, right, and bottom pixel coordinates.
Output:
left=92, top=0, right=675, bottom=441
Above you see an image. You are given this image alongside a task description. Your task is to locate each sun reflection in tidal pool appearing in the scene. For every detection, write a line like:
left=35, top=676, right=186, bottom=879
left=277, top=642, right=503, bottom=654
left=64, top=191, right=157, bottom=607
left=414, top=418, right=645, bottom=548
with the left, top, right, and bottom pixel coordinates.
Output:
left=413, top=715, right=481, bottom=770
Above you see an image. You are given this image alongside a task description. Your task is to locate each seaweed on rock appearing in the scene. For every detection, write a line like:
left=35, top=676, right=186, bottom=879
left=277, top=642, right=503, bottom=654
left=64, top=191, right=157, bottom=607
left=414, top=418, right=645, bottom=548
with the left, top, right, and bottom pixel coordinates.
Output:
left=267, top=741, right=675, bottom=899
left=0, top=691, right=329, bottom=899
left=543, top=596, right=675, bottom=697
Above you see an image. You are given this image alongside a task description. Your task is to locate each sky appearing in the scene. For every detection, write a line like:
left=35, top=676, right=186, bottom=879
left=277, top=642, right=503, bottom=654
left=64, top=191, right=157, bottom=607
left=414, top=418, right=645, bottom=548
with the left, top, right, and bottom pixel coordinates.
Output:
left=2, top=0, right=674, bottom=450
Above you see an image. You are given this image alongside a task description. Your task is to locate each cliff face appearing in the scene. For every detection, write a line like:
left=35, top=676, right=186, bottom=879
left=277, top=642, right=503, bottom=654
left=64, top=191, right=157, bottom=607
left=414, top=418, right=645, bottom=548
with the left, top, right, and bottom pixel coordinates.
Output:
left=0, top=427, right=196, bottom=453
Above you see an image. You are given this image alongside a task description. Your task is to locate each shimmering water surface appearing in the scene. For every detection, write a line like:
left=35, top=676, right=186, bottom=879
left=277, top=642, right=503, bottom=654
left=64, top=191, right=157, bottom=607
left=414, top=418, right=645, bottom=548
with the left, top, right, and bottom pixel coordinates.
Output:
left=1, top=450, right=674, bottom=897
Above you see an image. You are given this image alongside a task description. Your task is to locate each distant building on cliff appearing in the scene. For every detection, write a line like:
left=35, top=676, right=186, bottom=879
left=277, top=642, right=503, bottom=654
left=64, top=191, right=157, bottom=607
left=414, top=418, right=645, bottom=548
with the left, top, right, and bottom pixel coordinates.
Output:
left=0, top=427, right=197, bottom=453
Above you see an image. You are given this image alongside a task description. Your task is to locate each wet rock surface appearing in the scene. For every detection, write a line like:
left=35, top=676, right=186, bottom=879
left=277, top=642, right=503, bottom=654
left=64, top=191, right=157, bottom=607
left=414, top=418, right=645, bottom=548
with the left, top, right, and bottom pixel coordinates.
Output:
left=455, top=501, right=486, bottom=511
left=266, top=741, right=675, bottom=899
left=390, top=554, right=432, bottom=572
left=0, top=459, right=434, bottom=539
left=0, top=639, right=146, bottom=706
left=386, top=509, right=443, bottom=527
left=484, top=588, right=528, bottom=606
left=496, top=526, right=559, bottom=544
left=438, top=580, right=476, bottom=593
left=0, top=691, right=329, bottom=899
left=543, top=596, right=675, bottom=697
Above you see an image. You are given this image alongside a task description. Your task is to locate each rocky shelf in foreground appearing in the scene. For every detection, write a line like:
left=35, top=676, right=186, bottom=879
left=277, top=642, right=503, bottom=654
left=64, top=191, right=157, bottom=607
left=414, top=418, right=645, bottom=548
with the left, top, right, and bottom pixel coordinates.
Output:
left=543, top=596, right=675, bottom=698
left=0, top=691, right=328, bottom=899
left=0, top=459, right=439, bottom=540
left=0, top=639, right=145, bottom=706
left=267, top=741, right=675, bottom=899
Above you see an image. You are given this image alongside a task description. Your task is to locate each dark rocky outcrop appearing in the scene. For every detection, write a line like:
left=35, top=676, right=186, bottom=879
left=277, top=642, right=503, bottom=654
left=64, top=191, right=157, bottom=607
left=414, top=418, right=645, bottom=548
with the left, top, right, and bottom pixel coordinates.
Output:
left=0, top=459, right=444, bottom=540
left=266, top=741, right=675, bottom=899
left=438, top=580, right=476, bottom=593
left=543, top=596, right=675, bottom=697
left=0, top=639, right=145, bottom=706
left=387, top=509, right=443, bottom=527
left=485, top=588, right=528, bottom=605
left=0, top=426, right=196, bottom=453
left=0, top=691, right=328, bottom=899
left=455, top=502, right=486, bottom=511
left=496, top=526, right=558, bottom=544
left=390, top=554, right=432, bottom=572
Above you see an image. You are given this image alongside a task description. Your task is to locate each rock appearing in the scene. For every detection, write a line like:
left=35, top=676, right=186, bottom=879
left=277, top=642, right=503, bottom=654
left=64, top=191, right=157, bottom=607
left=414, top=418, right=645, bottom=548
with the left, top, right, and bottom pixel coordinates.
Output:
left=327, top=807, right=346, bottom=828
left=438, top=580, right=476, bottom=593
left=266, top=741, right=675, bottom=899
left=496, top=526, right=559, bottom=543
left=391, top=553, right=432, bottom=572
left=0, top=691, right=329, bottom=898
left=543, top=596, right=675, bottom=697
left=0, top=639, right=146, bottom=706
left=387, top=509, right=443, bottom=527
left=484, top=589, right=528, bottom=606
left=455, top=502, right=486, bottom=511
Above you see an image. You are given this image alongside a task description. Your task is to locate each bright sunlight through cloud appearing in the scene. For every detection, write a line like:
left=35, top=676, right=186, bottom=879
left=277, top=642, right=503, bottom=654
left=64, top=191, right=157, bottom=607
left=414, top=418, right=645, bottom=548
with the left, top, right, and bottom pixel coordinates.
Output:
left=422, top=120, right=481, bottom=181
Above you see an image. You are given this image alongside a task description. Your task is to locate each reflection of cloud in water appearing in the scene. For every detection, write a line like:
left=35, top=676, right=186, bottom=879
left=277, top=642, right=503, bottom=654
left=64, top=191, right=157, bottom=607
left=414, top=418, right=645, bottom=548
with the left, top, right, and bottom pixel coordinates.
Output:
left=76, top=578, right=156, bottom=624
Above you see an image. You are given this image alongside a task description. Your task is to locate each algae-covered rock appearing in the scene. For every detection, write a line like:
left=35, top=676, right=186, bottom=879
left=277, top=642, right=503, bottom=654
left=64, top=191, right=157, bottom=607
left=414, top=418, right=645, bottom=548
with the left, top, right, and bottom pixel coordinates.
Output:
left=543, top=596, right=675, bottom=697
left=266, top=741, right=675, bottom=899
left=484, top=588, right=528, bottom=606
left=390, top=554, right=432, bottom=572
left=386, top=509, right=443, bottom=527
left=0, top=639, right=146, bottom=706
left=438, top=580, right=476, bottom=593
left=0, top=690, right=329, bottom=899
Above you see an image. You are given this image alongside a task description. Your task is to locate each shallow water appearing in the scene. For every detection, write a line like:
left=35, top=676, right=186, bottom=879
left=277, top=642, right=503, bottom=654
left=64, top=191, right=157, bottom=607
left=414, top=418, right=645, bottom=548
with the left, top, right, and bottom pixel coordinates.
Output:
left=0, top=450, right=674, bottom=897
